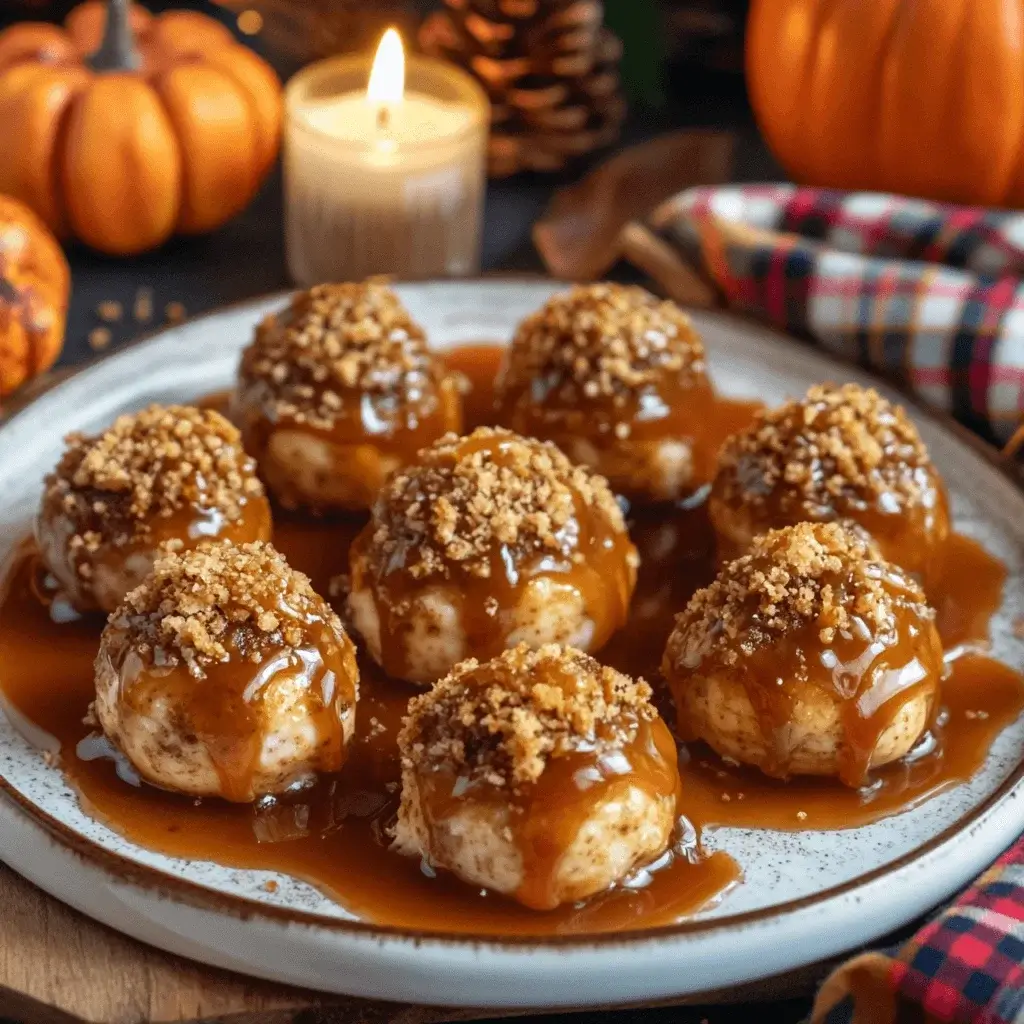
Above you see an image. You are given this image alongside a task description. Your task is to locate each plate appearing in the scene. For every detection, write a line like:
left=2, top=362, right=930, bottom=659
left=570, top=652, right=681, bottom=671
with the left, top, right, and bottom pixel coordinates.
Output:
left=0, top=279, right=1022, bottom=1009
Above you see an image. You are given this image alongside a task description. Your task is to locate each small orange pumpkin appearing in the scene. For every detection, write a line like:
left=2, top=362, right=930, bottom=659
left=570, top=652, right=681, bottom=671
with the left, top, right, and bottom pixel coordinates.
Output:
left=747, top=0, right=1024, bottom=207
left=0, top=194, right=69, bottom=395
left=0, top=0, right=282, bottom=255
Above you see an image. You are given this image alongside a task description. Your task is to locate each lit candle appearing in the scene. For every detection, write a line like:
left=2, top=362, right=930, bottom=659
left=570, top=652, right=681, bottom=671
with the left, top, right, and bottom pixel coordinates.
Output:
left=284, top=30, right=488, bottom=285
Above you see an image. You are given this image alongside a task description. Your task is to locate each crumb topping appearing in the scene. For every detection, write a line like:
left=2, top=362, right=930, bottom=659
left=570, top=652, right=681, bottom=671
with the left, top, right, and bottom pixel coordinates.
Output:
left=399, top=643, right=655, bottom=788
left=42, top=405, right=264, bottom=551
left=665, top=522, right=933, bottom=673
left=715, top=383, right=935, bottom=515
left=103, top=541, right=346, bottom=678
left=364, top=427, right=629, bottom=580
left=499, top=283, right=705, bottom=406
left=238, top=281, right=445, bottom=430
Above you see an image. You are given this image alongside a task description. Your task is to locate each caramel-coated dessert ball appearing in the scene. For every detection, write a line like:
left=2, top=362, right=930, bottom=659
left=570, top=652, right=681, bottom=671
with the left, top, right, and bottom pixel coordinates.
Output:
left=95, top=541, right=359, bottom=803
left=709, top=383, right=949, bottom=581
left=234, top=282, right=462, bottom=512
left=393, top=643, right=680, bottom=910
left=662, top=523, right=944, bottom=787
left=496, top=283, right=713, bottom=502
left=36, top=405, right=271, bottom=614
left=348, top=427, right=638, bottom=685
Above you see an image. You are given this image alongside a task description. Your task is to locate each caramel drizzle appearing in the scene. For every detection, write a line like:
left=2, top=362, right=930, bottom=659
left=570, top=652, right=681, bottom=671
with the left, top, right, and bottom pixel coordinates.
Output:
left=416, top=713, right=682, bottom=911
left=0, top=345, right=1018, bottom=935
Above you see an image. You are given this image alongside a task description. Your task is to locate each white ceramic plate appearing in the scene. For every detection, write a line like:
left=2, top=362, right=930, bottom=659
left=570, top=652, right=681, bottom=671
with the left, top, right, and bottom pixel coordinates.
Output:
left=0, top=279, right=1022, bottom=1009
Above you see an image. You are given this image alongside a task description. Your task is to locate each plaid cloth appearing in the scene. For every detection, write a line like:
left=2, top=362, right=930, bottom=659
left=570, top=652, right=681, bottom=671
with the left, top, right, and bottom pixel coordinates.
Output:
left=812, top=839, right=1024, bottom=1024
left=625, top=184, right=1024, bottom=1021
left=640, top=185, right=1024, bottom=448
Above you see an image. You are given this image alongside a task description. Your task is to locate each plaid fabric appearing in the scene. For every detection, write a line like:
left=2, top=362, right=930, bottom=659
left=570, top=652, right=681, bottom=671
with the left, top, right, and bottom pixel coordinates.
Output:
left=643, top=185, right=1024, bottom=447
left=812, top=839, right=1024, bottom=1024
left=632, top=184, right=1024, bottom=1020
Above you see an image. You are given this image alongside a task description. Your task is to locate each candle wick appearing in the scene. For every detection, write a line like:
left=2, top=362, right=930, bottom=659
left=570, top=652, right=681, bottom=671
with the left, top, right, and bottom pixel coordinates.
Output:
left=377, top=105, right=390, bottom=131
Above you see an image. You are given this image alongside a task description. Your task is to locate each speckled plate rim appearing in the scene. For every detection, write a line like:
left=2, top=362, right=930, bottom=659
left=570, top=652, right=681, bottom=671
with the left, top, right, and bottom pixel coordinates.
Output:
left=0, top=277, right=1021, bottom=1007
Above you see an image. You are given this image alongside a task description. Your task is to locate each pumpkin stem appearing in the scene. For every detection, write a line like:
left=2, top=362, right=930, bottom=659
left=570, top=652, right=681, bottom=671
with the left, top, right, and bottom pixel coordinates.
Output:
left=87, top=0, right=140, bottom=72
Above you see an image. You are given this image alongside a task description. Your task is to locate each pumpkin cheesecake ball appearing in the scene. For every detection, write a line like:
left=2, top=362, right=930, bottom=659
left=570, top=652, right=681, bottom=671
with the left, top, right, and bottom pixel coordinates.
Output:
left=496, top=283, right=714, bottom=502
left=234, top=281, right=462, bottom=512
left=662, top=522, right=944, bottom=787
left=348, top=427, right=638, bottom=685
left=36, top=405, right=271, bottom=614
left=94, top=541, right=359, bottom=803
left=393, top=643, right=680, bottom=910
left=709, top=383, right=949, bottom=581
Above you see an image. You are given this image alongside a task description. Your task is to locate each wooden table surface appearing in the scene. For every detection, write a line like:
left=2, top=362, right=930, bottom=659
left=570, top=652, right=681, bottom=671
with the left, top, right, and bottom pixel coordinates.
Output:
left=0, top=848, right=511, bottom=1024
left=0, top=855, right=831, bottom=1024
left=0, top=860, right=326, bottom=1024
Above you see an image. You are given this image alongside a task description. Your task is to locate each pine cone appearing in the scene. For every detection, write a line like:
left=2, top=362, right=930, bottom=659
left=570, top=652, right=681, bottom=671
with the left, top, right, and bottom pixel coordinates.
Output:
left=419, top=0, right=626, bottom=177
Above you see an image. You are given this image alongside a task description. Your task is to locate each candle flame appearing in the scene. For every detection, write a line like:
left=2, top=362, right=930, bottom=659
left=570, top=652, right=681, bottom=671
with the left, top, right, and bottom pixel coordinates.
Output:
left=367, top=28, right=405, bottom=106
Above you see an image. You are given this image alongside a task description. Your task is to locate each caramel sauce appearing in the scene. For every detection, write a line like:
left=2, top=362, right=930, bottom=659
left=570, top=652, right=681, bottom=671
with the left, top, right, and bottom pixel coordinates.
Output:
left=36, top=472, right=272, bottom=614
left=666, top=550, right=947, bottom=788
left=233, top=370, right=462, bottom=512
left=708, top=446, right=952, bottom=586
left=931, top=531, right=1008, bottom=650
left=348, top=425, right=638, bottom=682
left=97, top=611, right=357, bottom=804
left=504, top=377, right=716, bottom=480
left=236, top=374, right=462, bottom=465
left=676, top=654, right=1024, bottom=831
left=129, top=500, right=273, bottom=567
left=497, top=347, right=762, bottom=501
left=0, top=344, right=1021, bottom=934
left=444, top=344, right=505, bottom=431
left=415, top=713, right=683, bottom=912
left=0, top=542, right=736, bottom=935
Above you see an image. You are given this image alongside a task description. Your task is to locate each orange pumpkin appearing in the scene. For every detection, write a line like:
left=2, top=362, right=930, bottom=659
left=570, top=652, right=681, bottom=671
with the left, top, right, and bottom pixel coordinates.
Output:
left=746, top=0, right=1024, bottom=207
left=0, top=0, right=282, bottom=255
left=0, top=194, right=69, bottom=395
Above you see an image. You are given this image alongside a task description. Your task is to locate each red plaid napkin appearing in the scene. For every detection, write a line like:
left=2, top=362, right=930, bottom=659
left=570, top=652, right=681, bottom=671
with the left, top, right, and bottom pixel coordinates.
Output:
left=812, top=841, right=1024, bottom=1023
left=621, top=185, right=1024, bottom=1022
left=636, top=184, right=1024, bottom=449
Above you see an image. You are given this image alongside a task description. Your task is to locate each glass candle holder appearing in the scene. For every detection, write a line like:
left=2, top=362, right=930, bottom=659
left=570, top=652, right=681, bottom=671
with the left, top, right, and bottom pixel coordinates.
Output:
left=284, top=49, right=489, bottom=286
